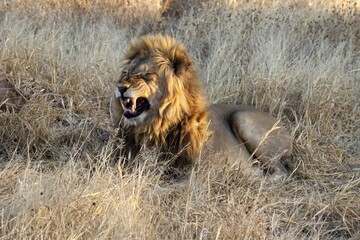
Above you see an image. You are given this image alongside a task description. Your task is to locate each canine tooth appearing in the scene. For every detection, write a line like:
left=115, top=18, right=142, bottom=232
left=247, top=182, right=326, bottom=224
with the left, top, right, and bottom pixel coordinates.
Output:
left=131, top=98, right=137, bottom=112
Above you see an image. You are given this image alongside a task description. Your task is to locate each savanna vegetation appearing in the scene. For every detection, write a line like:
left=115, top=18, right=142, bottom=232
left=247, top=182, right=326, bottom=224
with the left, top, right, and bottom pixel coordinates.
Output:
left=0, top=0, right=359, bottom=239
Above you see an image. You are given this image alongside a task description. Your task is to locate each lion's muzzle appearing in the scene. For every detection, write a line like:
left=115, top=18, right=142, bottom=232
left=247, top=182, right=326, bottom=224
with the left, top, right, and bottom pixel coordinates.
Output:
left=115, top=85, right=150, bottom=119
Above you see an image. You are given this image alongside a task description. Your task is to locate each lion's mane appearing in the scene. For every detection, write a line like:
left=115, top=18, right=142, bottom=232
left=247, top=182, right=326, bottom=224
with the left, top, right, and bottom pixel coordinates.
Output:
left=120, top=35, right=209, bottom=163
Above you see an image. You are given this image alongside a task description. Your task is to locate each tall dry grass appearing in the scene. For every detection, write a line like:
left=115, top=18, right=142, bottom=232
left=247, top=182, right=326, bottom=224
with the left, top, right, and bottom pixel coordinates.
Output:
left=0, top=0, right=359, bottom=239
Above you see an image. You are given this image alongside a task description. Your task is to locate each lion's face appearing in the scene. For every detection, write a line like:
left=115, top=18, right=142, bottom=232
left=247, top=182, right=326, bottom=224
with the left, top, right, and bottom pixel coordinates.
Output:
left=115, top=58, right=164, bottom=126
left=112, top=34, right=206, bottom=138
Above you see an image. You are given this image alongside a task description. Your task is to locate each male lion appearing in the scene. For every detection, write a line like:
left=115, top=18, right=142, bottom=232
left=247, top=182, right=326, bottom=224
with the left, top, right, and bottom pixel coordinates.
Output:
left=111, top=34, right=293, bottom=179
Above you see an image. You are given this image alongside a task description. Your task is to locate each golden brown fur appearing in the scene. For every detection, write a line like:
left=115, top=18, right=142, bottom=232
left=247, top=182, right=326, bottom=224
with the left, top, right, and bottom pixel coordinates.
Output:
left=111, top=34, right=293, bottom=178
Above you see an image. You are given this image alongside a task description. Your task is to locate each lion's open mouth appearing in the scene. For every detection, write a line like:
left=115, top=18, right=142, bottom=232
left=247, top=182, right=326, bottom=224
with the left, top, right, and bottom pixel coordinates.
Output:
left=121, top=97, right=150, bottom=118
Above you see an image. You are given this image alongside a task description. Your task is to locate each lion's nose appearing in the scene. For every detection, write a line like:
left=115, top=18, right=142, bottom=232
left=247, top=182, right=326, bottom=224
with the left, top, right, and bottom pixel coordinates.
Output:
left=118, top=86, right=128, bottom=94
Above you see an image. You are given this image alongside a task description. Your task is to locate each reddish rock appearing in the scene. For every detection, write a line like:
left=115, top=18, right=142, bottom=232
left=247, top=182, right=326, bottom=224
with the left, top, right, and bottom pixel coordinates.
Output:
left=0, top=74, right=24, bottom=112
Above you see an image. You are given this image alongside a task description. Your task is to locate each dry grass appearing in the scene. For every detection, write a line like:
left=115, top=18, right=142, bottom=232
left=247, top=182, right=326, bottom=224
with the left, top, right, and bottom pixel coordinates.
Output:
left=0, top=0, right=359, bottom=239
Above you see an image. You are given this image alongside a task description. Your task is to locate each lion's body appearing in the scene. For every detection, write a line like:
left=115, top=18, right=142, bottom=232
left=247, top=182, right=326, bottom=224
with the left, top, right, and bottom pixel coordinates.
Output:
left=205, top=104, right=254, bottom=163
left=205, top=104, right=292, bottom=177
left=111, top=34, right=293, bottom=178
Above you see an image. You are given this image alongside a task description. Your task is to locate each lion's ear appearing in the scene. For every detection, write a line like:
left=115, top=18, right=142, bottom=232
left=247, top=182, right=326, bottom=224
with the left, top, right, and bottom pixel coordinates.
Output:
left=171, top=48, right=191, bottom=77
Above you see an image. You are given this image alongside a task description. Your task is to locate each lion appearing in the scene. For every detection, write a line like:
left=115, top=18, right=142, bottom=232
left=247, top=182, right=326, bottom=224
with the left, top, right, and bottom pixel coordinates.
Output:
left=110, top=34, right=293, bottom=180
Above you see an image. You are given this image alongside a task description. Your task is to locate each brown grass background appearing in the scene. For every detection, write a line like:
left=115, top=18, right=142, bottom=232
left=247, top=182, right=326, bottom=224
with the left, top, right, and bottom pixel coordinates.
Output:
left=0, top=0, right=359, bottom=239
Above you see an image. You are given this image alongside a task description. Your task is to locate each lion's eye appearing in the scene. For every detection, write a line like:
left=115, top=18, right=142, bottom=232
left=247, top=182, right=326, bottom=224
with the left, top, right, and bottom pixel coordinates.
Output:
left=121, top=69, right=128, bottom=76
left=144, top=73, right=158, bottom=82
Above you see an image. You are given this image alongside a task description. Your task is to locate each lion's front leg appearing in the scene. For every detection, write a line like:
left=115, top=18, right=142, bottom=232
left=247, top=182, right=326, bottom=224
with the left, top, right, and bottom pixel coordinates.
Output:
left=113, top=131, right=140, bottom=167
left=229, top=110, right=293, bottom=179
